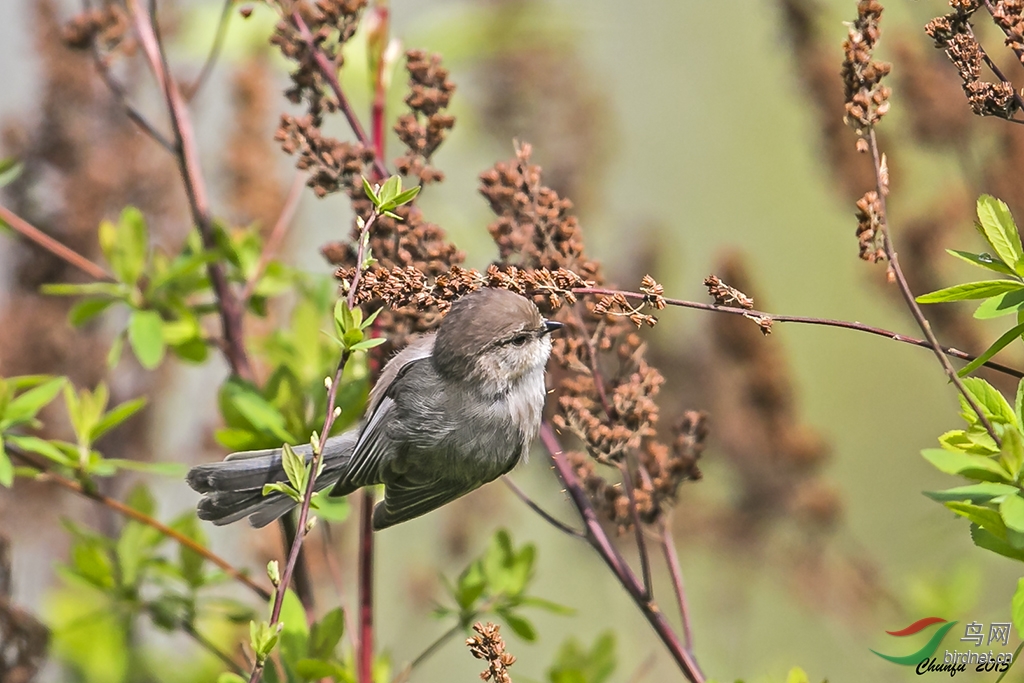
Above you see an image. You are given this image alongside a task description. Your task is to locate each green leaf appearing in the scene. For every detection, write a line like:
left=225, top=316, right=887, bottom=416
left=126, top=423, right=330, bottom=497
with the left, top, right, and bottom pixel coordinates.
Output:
left=1013, top=578, right=1024, bottom=638
left=917, top=280, right=1024, bottom=304
left=279, top=589, right=310, bottom=668
left=107, top=333, right=124, bottom=369
left=362, top=176, right=379, bottom=205
left=309, top=607, right=345, bottom=660
left=499, top=610, right=536, bottom=641
left=218, top=673, right=247, bottom=683
left=90, top=397, right=147, bottom=442
left=114, top=207, right=149, bottom=285
left=228, top=386, right=294, bottom=444
left=974, top=289, right=1024, bottom=319
left=946, top=501, right=1008, bottom=537
left=1003, top=427, right=1024, bottom=480
left=350, top=337, right=386, bottom=351
left=785, top=668, right=811, bottom=683
left=378, top=175, right=401, bottom=205
left=4, top=377, right=65, bottom=425
left=947, top=249, right=1018, bottom=277
left=282, top=443, right=306, bottom=491
left=922, top=448, right=1012, bottom=482
left=69, top=298, right=117, bottom=327
left=0, top=158, right=22, bottom=188
left=128, top=310, right=166, bottom=369
left=924, top=482, right=1020, bottom=503
left=1003, top=494, right=1024, bottom=533
left=962, top=377, right=1017, bottom=425
left=40, top=282, right=128, bottom=297
left=0, top=444, right=12, bottom=487
left=389, top=185, right=421, bottom=207
left=520, top=596, right=576, bottom=615
left=5, top=435, right=71, bottom=466
left=958, top=322, right=1024, bottom=377
left=1017, top=379, right=1024, bottom=429
left=971, top=522, right=1024, bottom=561
left=977, top=195, right=1024, bottom=273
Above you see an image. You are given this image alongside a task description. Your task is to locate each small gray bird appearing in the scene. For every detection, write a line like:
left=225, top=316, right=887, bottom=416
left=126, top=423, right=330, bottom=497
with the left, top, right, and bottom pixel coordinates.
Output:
left=187, top=288, right=563, bottom=530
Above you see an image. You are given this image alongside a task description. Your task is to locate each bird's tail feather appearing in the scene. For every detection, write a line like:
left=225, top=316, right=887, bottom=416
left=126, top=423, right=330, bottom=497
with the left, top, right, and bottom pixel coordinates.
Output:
left=187, top=432, right=358, bottom=528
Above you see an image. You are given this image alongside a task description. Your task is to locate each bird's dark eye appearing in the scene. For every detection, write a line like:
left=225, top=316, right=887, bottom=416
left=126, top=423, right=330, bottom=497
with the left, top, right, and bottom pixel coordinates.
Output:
left=510, top=334, right=530, bottom=346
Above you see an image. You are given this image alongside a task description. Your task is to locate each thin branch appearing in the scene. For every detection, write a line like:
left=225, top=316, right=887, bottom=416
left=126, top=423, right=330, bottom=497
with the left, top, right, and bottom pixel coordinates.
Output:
left=660, top=517, right=694, bottom=653
left=407, top=623, right=461, bottom=672
left=357, top=490, right=375, bottom=683
left=569, top=287, right=1024, bottom=379
left=619, top=459, right=653, bottom=601
left=983, top=0, right=1024, bottom=73
left=865, top=128, right=1001, bottom=445
left=540, top=424, right=705, bottom=683
left=242, top=171, right=306, bottom=302
left=9, top=447, right=270, bottom=600
left=0, top=203, right=111, bottom=281
left=185, top=0, right=234, bottom=102
left=966, top=20, right=1024, bottom=115
left=127, top=0, right=255, bottom=383
left=290, top=11, right=389, bottom=180
left=501, top=476, right=585, bottom=538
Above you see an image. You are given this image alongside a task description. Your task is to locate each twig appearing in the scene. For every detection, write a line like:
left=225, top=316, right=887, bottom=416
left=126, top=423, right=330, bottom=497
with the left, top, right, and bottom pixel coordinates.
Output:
left=0, top=203, right=111, bottom=281
left=619, top=459, right=653, bottom=601
left=241, top=171, right=306, bottom=302
left=569, top=287, right=1024, bottom=379
left=9, top=447, right=270, bottom=600
left=280, top=514, right=315, bottom=613
left=127, top=0, right=255, bottom=384
left=357, top=491, right=375, bottom=683
left=407, top=622, right=462, bottom=672
left=247, top=347, right=351, bottom=683
left=540, top=424, right=705, bottom=683
left=290, top=11, right=388, bottom=180
left=965, top=20, right=1024, bottom=115
left=660, top=517, right=694, bottom=653
left=185, top=0, right=234, bottom=101
left=864, top=129, right=1001, bottom=444
left=983, top=0, right=1024, bottom=73
left=501, top=476, right=585, bottom=538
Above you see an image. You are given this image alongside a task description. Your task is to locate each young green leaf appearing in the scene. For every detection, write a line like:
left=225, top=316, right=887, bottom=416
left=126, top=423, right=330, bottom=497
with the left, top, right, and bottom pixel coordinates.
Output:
left=309, top=607, right=345, bottom=660
left=977, top=195, right=1024, bottom=273
left=923, top=448, right=1013, bottom=482
left=0, top=158, right=22, bottom=188
left=127, top=310, right=166, bottom=370
left=0, top=444, right=12, bottom=487
left=4, top=376, right=65, bottom=425
left=90, top=397, right=147, bottom=442
left=498, top=609, right=537, bottom=641
left=947, top=249, right=1018, bottom=277
left=916, top=280, right=1024, bottom=303
left=378, top=175, right=401, bottom=206
left=281, top=443, right=306, bottom=491
left=1002, top=494, right=1024, bottom=534
left=362, top=176, right=380, bottom=206
left=1013, top=578, right=1024, bottom=639
left=946, top=501, right=1008, bottom=538
left=971, top=523, right=1024, bottom=561
left=974, top=289, right=1024, bottom=319
left=279, top=588, right=310, bottom=668
left=958, top=322, right=1024, bottom=377
left=69, top=298, right=117, bottom=327
left=924, top=482, right=1020, bottom=504
left=5, top=435, right=72, bottom=466
left=962, top=377, right=1018, bottom=425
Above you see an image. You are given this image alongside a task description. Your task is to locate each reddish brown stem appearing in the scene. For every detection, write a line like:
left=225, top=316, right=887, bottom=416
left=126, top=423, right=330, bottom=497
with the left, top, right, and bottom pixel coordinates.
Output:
left=569, top=287, right=1024, bottom=379
left=357, top=491, right=375, bottom=683
left=290, top=12, right=389, bottom=180
left=0, top=203, right=111, bottom=281
left=540, top=424, right=704, bottom=683
left=661, top=518, right=694, bottom=653
left=128, top=0, right=255, bottom=384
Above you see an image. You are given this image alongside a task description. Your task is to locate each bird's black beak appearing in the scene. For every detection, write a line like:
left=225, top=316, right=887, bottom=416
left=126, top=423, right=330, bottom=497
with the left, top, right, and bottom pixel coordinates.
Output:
left=541, top=320, right=564, bottom=336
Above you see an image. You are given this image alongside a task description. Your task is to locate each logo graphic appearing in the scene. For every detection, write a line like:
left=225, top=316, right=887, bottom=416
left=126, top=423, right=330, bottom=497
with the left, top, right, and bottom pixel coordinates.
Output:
left=871, top=617, right=959, bottom=665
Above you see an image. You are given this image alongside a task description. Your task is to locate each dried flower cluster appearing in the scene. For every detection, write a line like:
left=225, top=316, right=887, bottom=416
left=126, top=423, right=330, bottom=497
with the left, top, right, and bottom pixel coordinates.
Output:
left=61, top=3, right=129, bottom=52
left=276, top=114, right=374, bottom=198
left=336, top=263, right=591, bottom=315
left=393, top=49, right=455, bottom=184
left=855, top=190, right=886, bottom=263
left=270, top=0, right=366, bottom=123
left=704, top=275, right=754, bottom=309
left=841, top=1, right=892, bottom=138
left=925, top=1, right=1021, bottom=118
left=480, top=145, right=701, bottom=528
left=466, top=622, right=515, bottom=683
left=990, top=1, right=1024, bottom=65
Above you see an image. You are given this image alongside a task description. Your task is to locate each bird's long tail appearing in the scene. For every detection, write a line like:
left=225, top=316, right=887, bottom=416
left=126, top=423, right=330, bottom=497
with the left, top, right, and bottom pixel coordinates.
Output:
left=186, top=432, right=358, bottom=528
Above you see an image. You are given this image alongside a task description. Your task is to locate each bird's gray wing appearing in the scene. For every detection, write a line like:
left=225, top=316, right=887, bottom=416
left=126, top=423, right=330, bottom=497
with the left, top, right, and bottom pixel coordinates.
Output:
left=372, top=473, right=481, bottom=529
left=329, top=355, right=438, bottom=496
